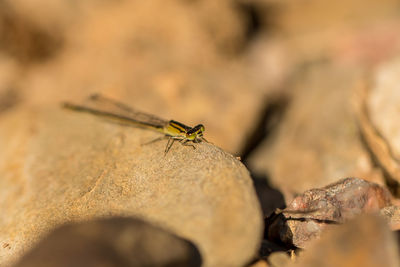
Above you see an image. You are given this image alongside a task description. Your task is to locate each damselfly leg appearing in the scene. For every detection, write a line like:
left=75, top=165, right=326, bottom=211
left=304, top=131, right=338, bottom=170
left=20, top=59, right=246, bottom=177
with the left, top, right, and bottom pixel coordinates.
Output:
left=142, top=136, right=167, bottom=146
left=180, top=139, right=196, bottom=150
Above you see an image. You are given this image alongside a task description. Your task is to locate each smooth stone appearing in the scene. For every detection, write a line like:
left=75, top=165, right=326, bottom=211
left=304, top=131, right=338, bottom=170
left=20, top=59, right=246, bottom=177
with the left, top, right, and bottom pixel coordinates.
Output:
left=0, top=106, right=263, bottom=267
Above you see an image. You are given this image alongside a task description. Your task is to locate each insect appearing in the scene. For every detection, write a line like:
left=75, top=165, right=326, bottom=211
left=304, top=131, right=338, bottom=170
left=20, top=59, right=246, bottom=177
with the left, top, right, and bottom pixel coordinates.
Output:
left=63, top=94, right=208, bottom=154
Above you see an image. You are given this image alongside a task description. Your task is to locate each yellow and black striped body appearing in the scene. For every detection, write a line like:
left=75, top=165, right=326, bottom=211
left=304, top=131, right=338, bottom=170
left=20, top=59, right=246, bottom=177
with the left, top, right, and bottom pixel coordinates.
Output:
left=164, top=120, right=205, bottom=142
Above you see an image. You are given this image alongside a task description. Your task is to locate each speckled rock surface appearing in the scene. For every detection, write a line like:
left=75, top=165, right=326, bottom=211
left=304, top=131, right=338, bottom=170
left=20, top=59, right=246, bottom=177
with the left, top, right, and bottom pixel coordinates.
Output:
left=381, top=205, right=400, bottom=231
left=0, top=106, right=263, bottom=267
left=267, top=178, right=392, bottom=248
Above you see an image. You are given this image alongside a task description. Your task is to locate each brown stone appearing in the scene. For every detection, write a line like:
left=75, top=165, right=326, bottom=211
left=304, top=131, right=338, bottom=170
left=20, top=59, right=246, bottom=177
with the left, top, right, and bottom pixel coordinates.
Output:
left=249, top=259, right=270, bottom=267
left=247, top=0, right=400, bottom=65
left=267, top=252, right=292, bottom=267
left=381, top=205, right=400, bottom=231
left=356, top=57, right=400, bottom=194
left=0, top=106, right=262, bottom=267
left=267, top=178, right=391, bottom=248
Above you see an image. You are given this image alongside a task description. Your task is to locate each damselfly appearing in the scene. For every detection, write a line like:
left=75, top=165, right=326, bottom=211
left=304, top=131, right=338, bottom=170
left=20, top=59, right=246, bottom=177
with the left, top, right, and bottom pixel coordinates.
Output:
left=63, top=94, right=207, bottom=153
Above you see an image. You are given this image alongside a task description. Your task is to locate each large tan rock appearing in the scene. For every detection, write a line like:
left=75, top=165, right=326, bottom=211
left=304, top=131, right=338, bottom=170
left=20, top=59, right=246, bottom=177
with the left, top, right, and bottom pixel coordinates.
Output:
left=0, top=106, right=263, bottom=267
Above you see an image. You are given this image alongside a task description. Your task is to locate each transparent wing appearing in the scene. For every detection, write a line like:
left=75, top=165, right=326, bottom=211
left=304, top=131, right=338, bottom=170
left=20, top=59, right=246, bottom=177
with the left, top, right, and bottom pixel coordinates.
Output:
left=84, top=94, right=169, bottom=128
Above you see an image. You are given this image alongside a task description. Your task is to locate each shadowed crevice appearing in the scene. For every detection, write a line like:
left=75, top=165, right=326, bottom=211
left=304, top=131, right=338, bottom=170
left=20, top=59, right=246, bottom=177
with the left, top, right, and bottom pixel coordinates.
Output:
left=0, top=88, right=19, bottom=114
left=0, top=2, right=64, bottom=63
left=240, top=95, right=290, bottom=164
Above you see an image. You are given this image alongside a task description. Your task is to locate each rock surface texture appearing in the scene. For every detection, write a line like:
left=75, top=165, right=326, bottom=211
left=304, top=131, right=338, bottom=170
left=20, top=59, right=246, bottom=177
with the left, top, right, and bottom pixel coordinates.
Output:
left=357, top=57, right=400, bottom=194
left=0, top=106, right=263, bottom=267
left=266, top=178, right=392, bottom=248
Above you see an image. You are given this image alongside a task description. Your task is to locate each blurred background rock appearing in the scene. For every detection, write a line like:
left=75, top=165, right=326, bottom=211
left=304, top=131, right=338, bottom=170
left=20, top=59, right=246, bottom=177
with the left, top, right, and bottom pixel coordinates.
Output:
left=1, top=0, right=399, bottom=154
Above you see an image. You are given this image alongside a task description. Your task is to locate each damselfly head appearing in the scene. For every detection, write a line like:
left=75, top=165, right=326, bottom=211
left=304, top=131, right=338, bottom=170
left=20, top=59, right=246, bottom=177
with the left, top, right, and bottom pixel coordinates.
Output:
left=187, top=124, right=205, bottom=141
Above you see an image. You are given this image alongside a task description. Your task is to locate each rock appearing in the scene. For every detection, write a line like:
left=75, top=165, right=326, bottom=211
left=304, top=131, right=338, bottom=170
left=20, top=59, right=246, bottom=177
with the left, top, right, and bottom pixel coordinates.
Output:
left=266, top=178, right=391, bottom=248
left=249, top=0, right=400, bottom=36
left=247, top=0, right=400, bottom=65
left=288, top=214, right=400, bottom=267
left=15, top=217, right=202, bottom=267
left=249, top=259, right=270, bottom=267
left=381, top=205, right=400, bottom=231
left=0, top=0, right=65, bottom=63
left=248, top=63, right=384, bottom=201
left=367, top=59, right=400, bottom=159
left=267, top=252, right=292, bottom=267
left=357, top=57, right=400, bottom=194
left=0, top=106, right=263, bottom=267
left=258, top=240, right=287, bottom=258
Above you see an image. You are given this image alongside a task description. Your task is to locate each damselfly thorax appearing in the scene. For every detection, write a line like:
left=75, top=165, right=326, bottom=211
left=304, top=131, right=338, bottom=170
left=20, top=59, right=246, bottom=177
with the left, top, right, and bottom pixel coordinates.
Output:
left=63, top=94, right=207, bottom=153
